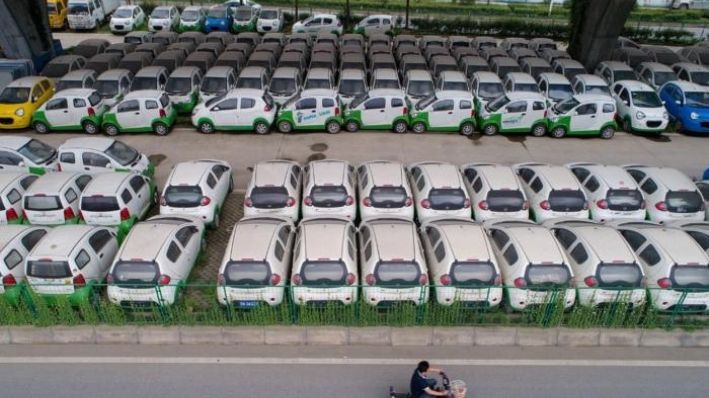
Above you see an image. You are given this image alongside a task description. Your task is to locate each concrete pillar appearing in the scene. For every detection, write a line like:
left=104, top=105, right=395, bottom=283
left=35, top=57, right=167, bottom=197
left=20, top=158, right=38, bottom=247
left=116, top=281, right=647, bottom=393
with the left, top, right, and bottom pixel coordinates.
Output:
left=0, top=0, right=53, bottom=59
left=567, top=0, right=636, bottom=71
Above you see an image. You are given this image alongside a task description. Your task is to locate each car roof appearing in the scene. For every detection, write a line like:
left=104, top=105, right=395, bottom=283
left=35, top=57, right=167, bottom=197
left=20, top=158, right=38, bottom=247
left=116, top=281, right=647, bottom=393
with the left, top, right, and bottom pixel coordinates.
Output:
left=504, top=91, right=546, bottom=101
left=601, top=61, right=634, bottom=71
left=7, top=76, right=47, bottom=88
left=500, top=224, right=565, bottom=264
left=53, top=88, right=97, bottom=98
left=574, top=73, right=607, bottom=85
left=465, top=164, right=521, bottom=190
left=373, top=68, right=398, bottom=78
left=406, top=69, right=432, bottom=80
left=60, top=137, right=116, bottom=151
left=254, top=160, right=298, bottom=186
left=0, top=171, right=29, bottom=187
left=170, top=66, right=201, bottom=78
left=230, top=88, right=265, bottom=97
left=522, top=57, right=550, bottom=67
left=309, top=160, right=349, bottom=185
left=628, top=166, right=695, bottom=190
left=82, top=172, right=133, bottom=195
left=665, top=80, right=708, bottom=92
left=614, top=80, right=654, bottom=91
left=30, top=225, right=98, bottom=258
left=300, top=217, right=349, bottom=259
left=367, top=218, right=417, bottom=260
left=0, top=135, right=32, bottom=150
left=438, top=71, right=467, bottom=81
left=116, top=5, right=139, bottom=10
left=134, top=66, right=167, bottom=77
left=473, top=71, right=502, bottom=82
left=573, top=93, right=615, bottom=103
left=555, top=58, right=584, bottom=67
left=539, top=72, right=570, bottom=84
left=120, top=221, right=184, bottom=260
left=168, top=161, right=215, bottom=185
left=204, top=65, right=234, bottom=77
left=240, top=66, right=266, bottom=76
left=517, top=163, right=580, bottom=189
left=492, top=57, right=518, bottom=66
left=434, top=90, right=473, bottom=100
left=60, top=69, right=96, bottom=81
left=26, top=172, right=81, bottom=194
left=97, top=69, right=131, bottom=80
left=272, top=67, right=299, bottom=78
left=363, top=160, right=405, bottom=186
left=505, top=72, right=536, bottom=83
left=307, top=68, right=333, bottom=78
left=413, top=162, right=462, bottom=189
left=0, top=225, right=36, bottom=249
left=566, top=225, right=637, bottom=263
left=639, top=62, right=673, bottom=72
left=124, top=90, right=164, bottom=100
left=367, top=88, right=404, bottom=98
left=183, top=5, right=202, bottom=11
left=153, top=6, right=175, bottom=11
left=633, top=226, right=709, bottom=264
left=672, top=62, right=708, bottom=72
left=228, top=218, right=284, bottom=260
left=435, top=220, right=493, bottom=261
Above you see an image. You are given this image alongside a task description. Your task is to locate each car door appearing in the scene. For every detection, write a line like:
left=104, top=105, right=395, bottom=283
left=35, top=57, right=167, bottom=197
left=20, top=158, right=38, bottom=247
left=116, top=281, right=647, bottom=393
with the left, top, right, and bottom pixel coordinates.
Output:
left=43, top=97, right=73, bottom=127
left=305, top=17, right=322, bottom=34
left=616, top=86, right=632, bottom=119
left=115, top=99, right=143, bottom=129
left=427, top=99, right=456, bottom=128
left=81, top=151, right=113, bottom=173
left=88, top=228, right=118, bottom=277
left=174, top=225, right=201, bottom=276
left=128, top=174, right=151, bottom=216
left=500, top=100, right=528, bottom=131
left=211, top=164, right=231, bottom=205
left=293, top=97, right=318, bottom=127
left=211, top=97, right=239, bottom=127
left=239, top=96, right=257, bottom=126
left=360, top=96, right=387, bottom=126
left=569, top=102, right=598, bottom=132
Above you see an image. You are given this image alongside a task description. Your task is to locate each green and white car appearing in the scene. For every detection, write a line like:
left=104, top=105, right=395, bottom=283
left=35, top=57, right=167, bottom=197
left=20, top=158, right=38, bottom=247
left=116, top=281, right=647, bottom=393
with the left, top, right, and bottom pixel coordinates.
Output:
left=276, top=90, right=343, bottom=133
left=166, top=66, right=203, bottom=114
left=191, top=88, right=277, bottom=134
left=547, top=94, right=618, bottom=139
left=409, top=91, right=476, bottom=135
left=95, top=69, right=133, bottom=109
left=0, top=136, right=59, bottom=175
left=343, top=89, right=410, bottom=133
left=178, top=6, right=206, bottom=32
left=102, top=90, right=177, bottom=136
left=233, top=6, right=258, bottom=32
left=31, top=89, right=107, bottom=135
left=476, top=91, right=549, bottom=137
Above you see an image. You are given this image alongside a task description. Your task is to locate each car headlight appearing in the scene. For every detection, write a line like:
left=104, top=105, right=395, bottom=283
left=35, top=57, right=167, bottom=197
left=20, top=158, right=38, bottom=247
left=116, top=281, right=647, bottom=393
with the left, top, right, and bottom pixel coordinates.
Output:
left=690, top=111, right=699, bottom=120
left=15, top=108, right=24, bottom=117
left=635, top=111, right=646, bottom=120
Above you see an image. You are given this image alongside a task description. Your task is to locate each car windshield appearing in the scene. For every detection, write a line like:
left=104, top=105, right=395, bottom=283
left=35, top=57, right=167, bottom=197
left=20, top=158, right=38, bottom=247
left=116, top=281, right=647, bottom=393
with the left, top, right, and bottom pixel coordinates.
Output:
left=81, top=196, right=120, bottom=212
left=260, top=10, right=278, bottom=19
left=56, top=80, right=84, bottom=91
left=105, top=140, right=139, bottom=166
left=654, top=72, right=677, bottom=86
left=485, top=95, right=509, bottom=112
left=685, top=91, right=709, bottom=107
left=310, top=185, right=348, bottom=207
left=27, top=260, right=71, bottom=278
left=114, top=9, right=133, bottom=18
left=614, top=70, right=637, bottom=81
left=415, top=95, right=437, bottom=111
left=428, top=188, right=466, bottom=211
left=586, top=85, right=610, bottom=95
left=236, top=9, right=252, bottom=21
left=690, top=71, right=709, bottom=86
left=131, top=77, right=157, bottom=91
left=301, top=261, right=347, bottom=286
left=597, top=263, right=643, bottom=288
left=236, top=77, right=262, bottom=89
left=478, top=82, right=504, bottom=99
left=201, top=77, right=227, bottom=94
left=224, top=261, right=270, bottom=286
left=18, top=139, right=56, bottom=164
left=370, top=186, right=407, bottom=208
left=68, top=4, right=89, bottom=14
left=304, top=78, right=331, bottom=90
left=373, top=79, right=400, bottom=90
left=554, top=98, right=580, bottom=114
left=606, top=189, right=643, bottom=211
left=338, top=79, right=366, bottom=96
left=165, top=77, right=192, bottom=95
left=515, top=83, right=540, bottom=93
left=182, top=9, right=201, bottom=21
left=374, top=261, right=420, bottom=286
left=249, top=186, right=288, bottom=209
left=94, top=80, right=118, bottom=98
left=666, top=191, right=705, bottom=213
left=526, top=264, right=571, bottom=287
left=407, top=80, right=434, bottom=97
left=164, top=185, right=203, bottom=208
left=269, top=78, right=296, bottom=95
left=548, top=84, right=574, bottom=101
left=671, top=265, right=709, bottom=289
left=0, top=87, right=30, bottom=104
left=486, top=190, right=526, bottom=212
left=151, top=9, right=170, bottom=19
left=451, top=261, right=496, bottom=287
left=24, top=195, right=62, bottom=211
left=112, top=261, right=159, bottom=286
left=443, top=81, right=469, bottom=91
left=548, top=190, right=586, bottom=212
left=208, top=8, right=227, bottom=18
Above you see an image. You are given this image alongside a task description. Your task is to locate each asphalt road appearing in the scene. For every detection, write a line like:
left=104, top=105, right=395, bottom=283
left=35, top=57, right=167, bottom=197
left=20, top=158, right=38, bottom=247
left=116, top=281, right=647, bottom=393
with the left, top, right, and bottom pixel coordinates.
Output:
left=0, top=345, right=706, bottom=397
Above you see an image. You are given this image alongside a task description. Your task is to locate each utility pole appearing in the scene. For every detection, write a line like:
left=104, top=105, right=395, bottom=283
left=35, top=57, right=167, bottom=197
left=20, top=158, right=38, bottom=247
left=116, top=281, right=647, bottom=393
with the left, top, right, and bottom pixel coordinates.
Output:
left=346, top=0, right=350, bottom=29
left=295, top=0, right=299, bottom=21
left=405, top=0, right=410, bottom=29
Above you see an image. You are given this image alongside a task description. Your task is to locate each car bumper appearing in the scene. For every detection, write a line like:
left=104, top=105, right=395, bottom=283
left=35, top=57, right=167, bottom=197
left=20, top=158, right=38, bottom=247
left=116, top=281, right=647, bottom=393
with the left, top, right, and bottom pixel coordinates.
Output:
left=291, top=286, right=358, bottom=306
left=418, top=208, right=471, bottom=223
left=435, top=286, right=503, bottom=307
left=680, top=117, right=709, bottom=134
left=507, top=288, right=575, bottom=311
left=0, top=114, right=32, bottom=129
left=110, top=23, right=134, bottom=32
left=630, top=118, right=668, bottom=132
left=360, top=207, right=414, bottom=221
left=244, top=207, right=298, bottom=221
left=590, top=208, right=646, bottom=222
left=533, top=209, right=589, bottom=223
left=363, top=286, right=429, bottom=306
left=649, top=210, right=705, bottom=223
left=473, top=209, right=529, bottom=221
left=302, top=206, right=355, bottom=220
left=650, top=289, right=709, bottom=312
left=217, top=286, right=286, bottom=307
left=577, top=288, right=646, bottom=308
left=160, top=205, right=215, bottom=224
left=108, top=285, right=179, bottom=306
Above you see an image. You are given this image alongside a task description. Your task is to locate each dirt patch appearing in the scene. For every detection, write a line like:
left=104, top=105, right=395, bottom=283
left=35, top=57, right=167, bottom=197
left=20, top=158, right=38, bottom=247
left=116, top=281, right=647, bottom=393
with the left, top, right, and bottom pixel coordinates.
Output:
left=310, top=143, right=329, bottom=152
left=148, top=154, right=167, bottom=166
left=307, top=153, right=327, bottom=162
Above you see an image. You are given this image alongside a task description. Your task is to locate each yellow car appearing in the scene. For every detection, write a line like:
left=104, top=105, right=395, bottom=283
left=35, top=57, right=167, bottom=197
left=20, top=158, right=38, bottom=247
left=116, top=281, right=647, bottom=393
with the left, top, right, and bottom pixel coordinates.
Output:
left=0, top=77, right=54, bottom=129
left=47, top=0, right=68, bottom=30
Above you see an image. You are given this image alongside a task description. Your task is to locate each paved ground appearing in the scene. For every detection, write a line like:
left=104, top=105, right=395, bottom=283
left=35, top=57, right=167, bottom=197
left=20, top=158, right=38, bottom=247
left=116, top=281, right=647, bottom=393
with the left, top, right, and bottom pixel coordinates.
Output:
left=0, top=345, right=706, bottom=397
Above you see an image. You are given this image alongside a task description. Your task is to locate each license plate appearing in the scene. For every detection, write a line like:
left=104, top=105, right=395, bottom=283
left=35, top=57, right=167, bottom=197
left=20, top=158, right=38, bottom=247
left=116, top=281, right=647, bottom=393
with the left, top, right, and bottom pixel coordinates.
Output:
left=237, top=301, right=259, bottom=309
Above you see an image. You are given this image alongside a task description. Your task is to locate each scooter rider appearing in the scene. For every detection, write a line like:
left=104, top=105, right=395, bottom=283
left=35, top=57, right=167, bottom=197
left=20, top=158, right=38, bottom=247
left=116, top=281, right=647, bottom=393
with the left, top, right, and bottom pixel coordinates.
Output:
left=410, top=361, right=449, bottom=398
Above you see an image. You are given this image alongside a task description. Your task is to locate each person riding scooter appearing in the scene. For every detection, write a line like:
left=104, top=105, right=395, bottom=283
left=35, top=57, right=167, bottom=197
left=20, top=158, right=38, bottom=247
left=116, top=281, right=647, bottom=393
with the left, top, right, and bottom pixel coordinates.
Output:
left=410, top=361, right=449, bottom=398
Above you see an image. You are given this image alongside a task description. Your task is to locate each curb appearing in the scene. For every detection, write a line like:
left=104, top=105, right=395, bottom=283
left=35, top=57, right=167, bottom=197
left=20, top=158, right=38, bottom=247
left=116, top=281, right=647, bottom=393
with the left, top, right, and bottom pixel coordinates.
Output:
left=1, top=326, right=707, bottom=347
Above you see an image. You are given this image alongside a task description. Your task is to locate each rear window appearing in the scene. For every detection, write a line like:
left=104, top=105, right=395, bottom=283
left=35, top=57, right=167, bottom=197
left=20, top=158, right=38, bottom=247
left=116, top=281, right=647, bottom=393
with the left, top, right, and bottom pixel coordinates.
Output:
left=451, top=261, right=496, bottom=286
left=525, top=264, right=571, bottom=287
left=164, top=185, right=203, bottom=208
left=671, top=265, right=709, bottom=289
left=428, top=188, right=466, bottom=211
left=374, top=261, right=420, bottom=286
left=597, top=263, right=643, bottom=288
left=224, top=261, right=270, bottom=286
left=548, top=190, right=586, bottom=212
left=310, top=185, right=348, bottom=207
left=81, top=196, right=119, bottom=212
left=249, top=186, right=288, bottom=209
left=300, top=261, right=347, bottom=286
left=666, top=191, right=705, bottom=213
left=24, top=195, right=62, bottom=211
left=370, top=186, right=407, bottom=208
left=111, top=261, right=159, bottom=287
left=27, top=260, right=71, bottom=278
left=486, top=190, right=526, bottom=212
left=606, top=189, right=643, bottom=211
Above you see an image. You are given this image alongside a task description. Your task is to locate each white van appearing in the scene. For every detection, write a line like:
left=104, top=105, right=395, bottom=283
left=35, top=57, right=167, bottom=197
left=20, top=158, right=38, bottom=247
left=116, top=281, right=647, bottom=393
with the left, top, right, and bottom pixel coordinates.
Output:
left=244, top=160, right=301, bottom=221
left=23, top=172, right=92, bottom=225
left=107, top=215, right=205, bottom=306
left=485, top=219, right=576, bottom=311
left=25, top=225, right=118, bottom=305
left=566, top=163, right=646, bottom=222
left=359, top=217, right=429, bottom=306
left=546, top=218, right=646, bottom=308
left=357, top=160, right=414, bottom=220
left=0, top=226, right=50, bottom=304
left=216, top=216, right=294, bottom=308
left=408, top=162, right=471, bottom=222
left=290, top=216, right=358, bottom=306
left=615, top=221, right=709, bottom=312
left=68, top=0, right=120, bottom=30
left=302, top=160, right=356, bottom=220
left=0, top=172, right=38, bottom=224
left=57, top=137, right=154, bottom=177
left=514, top=163, right=590, bottom=222
left=420, top=217, right=502, bottom=307
left=460, top=163, right=529, bottom=221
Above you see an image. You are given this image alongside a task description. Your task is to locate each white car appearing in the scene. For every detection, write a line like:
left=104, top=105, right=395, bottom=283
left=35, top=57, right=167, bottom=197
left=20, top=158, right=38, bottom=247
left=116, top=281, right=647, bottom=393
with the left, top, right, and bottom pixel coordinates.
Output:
left=275, top=91, right=342, bottom=134
left=102, top=90, right=177, bottom=136
left=357, top=160, right=414, bottom=221
left=476, top=92, right=548, bottom=137
left=32, top=89, right=106, bottom=135
left=485, top=219, right=576, bottom=311
left=537, top=72, right=574, bottom=104
left=407, top=162, right=471, bottom=222
left=244, top=160, right=301, bottom=221
left=0, top=136, right=59, bottom=175
left=199, top=66, right=237, bottom=103
left=572, top=74, right=611, bottom=96
left=0, top=172, right=38, bottom=224
left=460, top=163, right=529, bottom=221
left=611, top=80, right=669, bottom=133
left=624, top=165, right=705, bottom=223
left=302, top=160, right=356, bottom=220
left=0, top=226, right=49, bottom=304
left=670, top=220, right=709, bottom=255
left=148, top=6, right=180, bottom=32
left=290, top=216, right=358, bottom=305
left=165, top=66, right=203, bottom=114
left=503, top=72, right=540, bottom=94
left=566, top=163, right=646, bottom=222
left=403, top=70, right=435, bottom=105
left=160, top=160, right=233, bottom=228
left=546, top=94, right=619, bottom=139
left=191, top=89, right=276, bottom=135
left=546, top=218, right=646, bottom=308
left=697, top=180, right=709, bottom=220
left=57, top=137, right=154, bottom=177
left=359, top=217, right=429, bottom=306
left=420, top=217, right=503, bottom=307
left=110, top=5, right=146, bottom=34
left=514, top=162, right=590, bottom=223
left=343, top=89, right=409, bottom=133
left=257, top=8, right=283, bottom=33
left=292, top=14, right=343, bottom=37
left=95, top=69, right=133, bottom=108
left=216, top=216, right=294, bottom=307
left=409, top=90, right=476, bottom=135
left=107, top=215, right=205, bottom=306
left=353, top=15, right=395, bottom=35
left=471, top=71, right=505, bottom=109
left=23, top=172, right=92, bottom=225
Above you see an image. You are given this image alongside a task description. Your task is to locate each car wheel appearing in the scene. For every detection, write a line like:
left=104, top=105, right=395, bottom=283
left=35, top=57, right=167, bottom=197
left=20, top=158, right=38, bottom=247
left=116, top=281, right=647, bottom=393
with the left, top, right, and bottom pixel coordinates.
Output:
left=459, top=122, right=474, bottom=136
left=532, top=123, right=547, bottom=137
left=82, top=120, right=98, bottom=135
left=153, top=122, right=169, bottom=136
left=254, top=121, right=270, bottom=135
left=482, top=124, right=498, bottom=136
left=412, top=122, right=426, bottom=134
left=551, top=126, right=566, bottom=138
left=345, top=121, right=359, bottom=132
left=600, top=126, right=615, bottom=139
left=33, top=121, right=49, bottom=134
left=199, top=121, right=214, bottom=134
left=393, top=120, right=408, bottom=134
left=278, top=120, right=293, bottom=133
left=104, top=124, right=119, bottom=136
left=326, top=120, right=341, bottom=134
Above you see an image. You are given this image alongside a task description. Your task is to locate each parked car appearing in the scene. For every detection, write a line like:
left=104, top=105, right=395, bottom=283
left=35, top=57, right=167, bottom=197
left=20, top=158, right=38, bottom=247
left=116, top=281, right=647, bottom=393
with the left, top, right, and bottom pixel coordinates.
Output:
left=118, top=52, right=154, bottom=76
left=301, top=160, right=356, bottom=220
left=594, top=61, right=638, bottom=85
left=503, top=72, right=540, bottom=94
left=22, top=172, right=92, bottom=225
left=409, top=91, right=475, bottom=135
left=636, top=62, right=678, bottom=90
left=370, top=68, right=402, bottom=91
left=183, top=51, right=216, bottom=74
left=232, top=5, right=258, bottom=32
left=670, top=220, right=709, bottom=253
left=357, top=160, right=413, bottom=220
left=110, top=5, right=145, bottom=34
left=57, top=137, right=154, bottom=177
left=268, top=67, right=302, bottom=105
left=124, top=31, right=153, bottom=45
left=165, top=66, right=202, bottom=114
left=407, top=162, right=470, bottom=222
left=191, top=89, right=276, bottom=135
left=476, top=92, right=548, bottom=137
left=55, top=69, right=97, bottom=92
left=85, top=53, right=122, bottom=76
left=553, top=58, right=587, bottom=82
left=244, top=160, right=301, bottom=221
left=0, top=136, right=59, bottom=175
left=514, top=162, right=590, bottom=222
left=343, top=89, right=408, bottom=133
left=31, top=88, right=107, bottom=135
left=0, top=225, right=49, bottom=304
left=204, top=5, right=233, bottom=33
left=672, top=62, right=709, bottom=86
left=572, top=74, right=611, bottom=96
left=257, top=9, right=284, bottom=33
left=611, top=80, right=669, bottom=134
left=0, top=77, right=54, bottom=129
left=276, top=92, right=343, bottom=134
left=546, top=94, right=618, bottom=139
left=148, top=6, right=180, bottom=32
left=658, top=80, right=709, bottom=134
left=41, top=55, right=86, bottom=80
left=73, top=39, right=110, bottom=60
left=130, top=66, right=169, bottom=92
left=102, top=90, right=176, bottom=136
left=471, top=71, right=504, bottom=109
left=537, top=72, right=574, bottom=104
left=0, top=172, right=39, bottom=224
left=460, top=163, right=529, bottom=221
left=292, top=14, right=343, bottom=36
left=177, top=6, right=206, bottom=33
left=236, top=66, right=269, bottom=90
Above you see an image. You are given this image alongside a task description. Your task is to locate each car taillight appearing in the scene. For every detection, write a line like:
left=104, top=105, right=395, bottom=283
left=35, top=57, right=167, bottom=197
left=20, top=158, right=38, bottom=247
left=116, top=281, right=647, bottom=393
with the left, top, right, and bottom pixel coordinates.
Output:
left=334, top=107, right=340, bottom=116
left=363, top=197, right=372, bottom=207
left=596, top=199, right=608, bottom=210
left=494, top=274, right=502, bottom=286
left=286, top=197, right=296, bottom=207
left=522, top=200, right=529, bottom=210
left=440, top=274, right=451, bottom=286
left=421, top=199, right=431, bottom=209
left=73, top=274, right=86, bottom=287
left=2, top=274, right=17, bottom=287
left=264, top=104, right=272, bottom=112
left=270, top=273, right=281, bottom=285
left=120, top=208, right=130, bottom=221
left=159, top=108, right=166, bottom=118
left=200, top=196, right=211, bottom=206
left=158, top=274, right=171, bottom=285
left=584, top=276, right=598, bottom=287
left=463, top=198, right=471, bottom=208
left=291, top=274, right=302, bottom=285
left=655, top=201, right=667, bottom=211
left=5, top=208, right=18, bottom=221
left=657, top=277, right=672, bottom=289
left=345, top=195, right=354, bottom=206
left=478, top=200, right=489, bottom=210
left=345, top=273, right=356, bottom=285
left=87, top=107, right=95, bottom=117
left=159, top=196, right=166, bottom=206
left=245, top=197, right=253, bottom=207
left=404, top=197, right=413, bottom=207
left=365, top=273, right=375, bottom=286
left=539, top=200, right=551, bottom=210
left=304, top=196, right=313, bottom=206
left=514, top=277, right=526, bottom=288
left=63, top=207, right=75, bottom=220
left=419, top=274, right=429, bottom=285
left=106, top=274, right=114, bottom=285
left=403, top=107, right=408, bottom=115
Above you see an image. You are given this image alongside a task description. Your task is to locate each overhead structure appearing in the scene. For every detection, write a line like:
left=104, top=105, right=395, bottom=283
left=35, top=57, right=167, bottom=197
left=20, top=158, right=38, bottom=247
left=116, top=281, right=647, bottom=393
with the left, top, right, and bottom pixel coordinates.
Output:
left=0, top=0, right=55, bottom=60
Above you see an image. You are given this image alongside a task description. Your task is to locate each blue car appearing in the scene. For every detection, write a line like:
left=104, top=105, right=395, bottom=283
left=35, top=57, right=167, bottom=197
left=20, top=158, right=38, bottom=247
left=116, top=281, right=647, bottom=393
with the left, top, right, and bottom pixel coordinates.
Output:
left=659, top=80, right=709, bottom=135
left=204, top=6, right=233, bottom=33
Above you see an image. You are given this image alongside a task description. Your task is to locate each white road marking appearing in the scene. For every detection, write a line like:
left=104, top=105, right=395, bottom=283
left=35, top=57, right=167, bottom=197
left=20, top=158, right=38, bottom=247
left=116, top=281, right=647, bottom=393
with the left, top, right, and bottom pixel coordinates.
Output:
left=0, top=357, right=706, bottom=367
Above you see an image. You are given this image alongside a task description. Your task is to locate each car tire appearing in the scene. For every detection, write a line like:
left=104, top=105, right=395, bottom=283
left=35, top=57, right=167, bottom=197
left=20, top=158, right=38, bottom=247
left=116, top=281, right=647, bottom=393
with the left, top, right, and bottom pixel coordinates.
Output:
left=199, top=121, right=215, bottom=134
left=551, top=126, right=566, bottom=138
left=600, top=126, right=615, bottom=139
left=153, top=122, right=169, bottom=136
left=412, top=122, right=426, bottom=134
left=531, top=123, right=547, bottom=137
left=104, top=124, right=119, bottom=136
left=254, top=121, right=270, bottom=135
left=482, top=124, right=498, bottom=136
left=326, top=120, right=341, bottom=134
left=33, top=121, right=49, bottom=134
left=82, top=120, right=98, bottom=135
left=393, top=120, right=408, bottom=134
left=278, top=121, right=293, bottom=133
left=345, top=121, right=359, bottom=132
left=459, top=122, right=475, bottom=136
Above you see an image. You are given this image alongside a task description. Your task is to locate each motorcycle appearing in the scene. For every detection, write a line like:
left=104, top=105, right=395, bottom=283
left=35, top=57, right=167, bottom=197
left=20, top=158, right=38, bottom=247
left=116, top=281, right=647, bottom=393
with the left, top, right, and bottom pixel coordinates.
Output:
left=389, top=372, right=465, bottom=398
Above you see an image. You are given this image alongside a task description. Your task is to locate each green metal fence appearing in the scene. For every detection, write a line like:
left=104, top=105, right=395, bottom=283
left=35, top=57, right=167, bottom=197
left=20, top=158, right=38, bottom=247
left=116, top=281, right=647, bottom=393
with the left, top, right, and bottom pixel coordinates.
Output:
left=1, top=283, right=707, bottom=329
